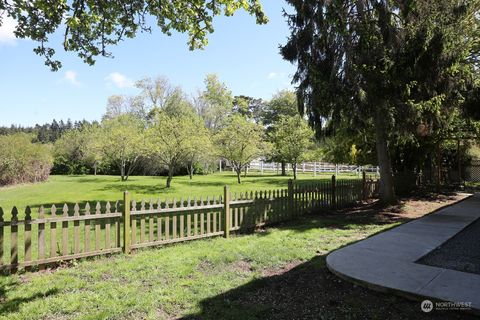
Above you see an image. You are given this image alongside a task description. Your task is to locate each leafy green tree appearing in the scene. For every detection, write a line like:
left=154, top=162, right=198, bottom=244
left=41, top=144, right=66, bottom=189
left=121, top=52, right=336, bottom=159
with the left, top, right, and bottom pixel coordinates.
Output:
left=195, top=74, right=234, bottom=130
left=136, top=76, right=174, bottom=110
left=53, top=124, right=102, bottom=174
left=184, top=122, right=213, bottom=180
left=263, top=90, right=299, bottom=175
left=215, top=115, right=268, bottom=183
left=271, top=115, right=314, bottom=180
left=100, top=114, right=145, bottom=181
left=135, top=76, right=195, bottom=118
left=3, top=1, right=267, bottom=70
left=147, top=112, right=205, bottom=187
left=263, top=90, right=298, bottom=129
left=104, top=95, right=147, bottom=121
left=233, top=95, right=266, bottom=123
left=162, top=88, right=197, bottom=118
left=281, top=0, right=480, bottom=203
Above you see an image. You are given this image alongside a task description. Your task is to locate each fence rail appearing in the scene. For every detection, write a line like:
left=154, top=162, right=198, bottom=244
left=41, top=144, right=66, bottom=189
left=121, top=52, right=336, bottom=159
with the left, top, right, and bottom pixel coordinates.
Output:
left=247, top=160, right=380, bottom=176
left=0, top=176, right=379, bottom=273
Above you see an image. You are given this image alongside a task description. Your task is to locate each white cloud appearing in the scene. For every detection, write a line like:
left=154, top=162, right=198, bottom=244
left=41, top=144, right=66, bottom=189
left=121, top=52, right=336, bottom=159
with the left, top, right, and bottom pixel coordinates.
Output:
left=64, top=70, right=81, bottom=86
left=267, top=72, right=287, bottom=80
left=0, top=15, right=17, bottom=46
left=267, top=72, right=278, bottom=79
left=104, top=72, right=134, bottom=88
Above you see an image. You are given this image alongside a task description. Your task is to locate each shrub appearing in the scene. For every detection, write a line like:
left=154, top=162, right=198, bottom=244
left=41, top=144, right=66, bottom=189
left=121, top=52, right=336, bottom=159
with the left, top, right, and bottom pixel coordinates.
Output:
left=0, top=133, right=53, bottom=186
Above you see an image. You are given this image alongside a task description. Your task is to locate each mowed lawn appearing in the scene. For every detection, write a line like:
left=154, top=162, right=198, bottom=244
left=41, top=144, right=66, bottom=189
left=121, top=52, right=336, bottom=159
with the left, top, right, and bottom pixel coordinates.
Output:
left=0, top=196, right=471, bottom=320
left=0, top=172, right=363, bottom=215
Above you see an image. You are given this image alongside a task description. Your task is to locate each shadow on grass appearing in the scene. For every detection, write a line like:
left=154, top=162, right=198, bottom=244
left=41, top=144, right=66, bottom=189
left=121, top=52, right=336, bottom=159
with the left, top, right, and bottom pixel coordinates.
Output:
left=181, top=199, right=475, bottom=320
left=71, top=176, right=120, bottom=184
left=99, top=183, right=168, bottom=194
left=0, top=279, right=58, bottom=315
left=180, top=253, right=473, bottom=320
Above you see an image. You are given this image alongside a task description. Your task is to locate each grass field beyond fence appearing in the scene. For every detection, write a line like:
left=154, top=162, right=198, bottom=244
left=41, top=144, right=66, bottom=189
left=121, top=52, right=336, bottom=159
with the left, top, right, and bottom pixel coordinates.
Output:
left=0, top=172, right=371, bottom=213
left=0, top=175, right=378, bottom=273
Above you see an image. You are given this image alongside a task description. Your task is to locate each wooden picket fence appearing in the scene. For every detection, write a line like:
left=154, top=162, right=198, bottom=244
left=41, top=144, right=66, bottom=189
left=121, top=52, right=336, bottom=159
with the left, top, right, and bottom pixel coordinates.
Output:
left=0, top=176, right=379, bottom=273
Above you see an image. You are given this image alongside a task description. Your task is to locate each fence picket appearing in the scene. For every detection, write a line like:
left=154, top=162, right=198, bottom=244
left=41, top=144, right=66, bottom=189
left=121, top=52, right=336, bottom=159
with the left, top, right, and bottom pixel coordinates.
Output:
left=115, top=201, right=120, bottom=248
left=84, top=203, right=91, bottom=253
left=187, top=214, right=191, bottom=237
left=50, top=205, right=57, bottom=258
left=131, top=201, right=137, bottom=245
left=24, top=207, right=32, bottom=270
left=105, top=202, right=112, bottom=249
left=95, top=203, right=101, bottom=250
left=10, top=207, right=18, bottom=272
left=148, top=200, right=154, bottom=243
left=62, top=204, right=69, bottom=256
left=140, top=200, right=146, bottom=244
left=74, top=204, right=80, bottom=254
left=180, top=214, right=185, bottom=238
left=38, top=206, right=45, bottom=269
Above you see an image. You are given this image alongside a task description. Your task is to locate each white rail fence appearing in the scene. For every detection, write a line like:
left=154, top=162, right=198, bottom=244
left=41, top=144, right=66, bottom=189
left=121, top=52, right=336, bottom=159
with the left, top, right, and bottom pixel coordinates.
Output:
left=223, top=160, right=379, bottom=176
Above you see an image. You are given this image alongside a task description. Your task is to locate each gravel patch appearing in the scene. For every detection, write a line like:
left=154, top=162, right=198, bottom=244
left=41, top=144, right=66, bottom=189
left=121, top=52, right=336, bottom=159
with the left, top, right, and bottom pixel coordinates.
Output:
left=417, top=218, right=480, bottom=275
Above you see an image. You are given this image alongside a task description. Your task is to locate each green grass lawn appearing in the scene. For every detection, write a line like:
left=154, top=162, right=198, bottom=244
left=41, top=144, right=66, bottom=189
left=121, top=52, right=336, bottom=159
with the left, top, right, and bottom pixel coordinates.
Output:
left=0, top=204, right=469, bottom=320
left=0, top=172, right=364, bottom=214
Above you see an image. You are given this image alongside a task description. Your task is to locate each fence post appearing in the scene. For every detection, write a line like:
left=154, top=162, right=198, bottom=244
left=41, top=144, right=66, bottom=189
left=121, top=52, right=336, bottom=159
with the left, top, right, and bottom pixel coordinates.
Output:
left=123, top=191, right=131, bottom=254
left=223, top=186, right=231, bottom=238
left=331, top=175, right=336, bottom=209
left=288, top=179, right=294, bottom=218
left=362, top=171, right=367, bottom=200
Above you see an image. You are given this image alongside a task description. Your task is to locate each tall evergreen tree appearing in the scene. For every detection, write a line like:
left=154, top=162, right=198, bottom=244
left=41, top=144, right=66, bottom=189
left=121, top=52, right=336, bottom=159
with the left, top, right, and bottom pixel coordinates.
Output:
left=281, top=0, right=480, bottom=203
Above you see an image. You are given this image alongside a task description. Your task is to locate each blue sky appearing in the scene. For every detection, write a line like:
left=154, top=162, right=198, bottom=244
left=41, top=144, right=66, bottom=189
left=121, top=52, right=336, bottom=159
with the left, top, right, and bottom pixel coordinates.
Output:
left=0, top=1, right=295, bottom=127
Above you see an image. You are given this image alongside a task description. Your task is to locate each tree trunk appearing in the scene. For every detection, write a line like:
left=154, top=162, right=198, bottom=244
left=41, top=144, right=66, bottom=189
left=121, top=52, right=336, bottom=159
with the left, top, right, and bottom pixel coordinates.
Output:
left=435, top=143, right=441, bottom=192
left=374, top=112, right=396, bottom=204
left=243, top=165, right=248, bottom=178
left=187, top=162, right=194, bottom=180
left=94, top=162, right=97, bottom=176
left=236, top=168, right=242, bottom=184
left=120, top=162, right=126, bottom=181
left=166, top=168, right=174, bottom=188
left=281, top=162, right=286, bottom=176
left=292, top=163, right=297, bottom=180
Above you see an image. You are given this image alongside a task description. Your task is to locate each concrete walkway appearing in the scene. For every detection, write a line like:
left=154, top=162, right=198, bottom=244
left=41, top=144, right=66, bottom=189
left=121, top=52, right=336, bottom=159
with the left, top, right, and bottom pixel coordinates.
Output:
left=326, top=194, right=480, bottom=314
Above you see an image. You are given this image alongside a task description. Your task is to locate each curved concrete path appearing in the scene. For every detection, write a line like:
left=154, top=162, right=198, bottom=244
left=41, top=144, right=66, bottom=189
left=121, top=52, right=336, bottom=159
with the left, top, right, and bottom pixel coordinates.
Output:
left=326, top=194, right=480, bottom=313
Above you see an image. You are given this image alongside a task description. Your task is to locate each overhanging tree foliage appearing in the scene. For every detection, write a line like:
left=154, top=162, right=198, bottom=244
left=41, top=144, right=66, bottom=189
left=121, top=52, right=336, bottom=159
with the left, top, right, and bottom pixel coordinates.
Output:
left=1, top=1, right=267, bottom=70
left=282, top=0, right=480, bottom=204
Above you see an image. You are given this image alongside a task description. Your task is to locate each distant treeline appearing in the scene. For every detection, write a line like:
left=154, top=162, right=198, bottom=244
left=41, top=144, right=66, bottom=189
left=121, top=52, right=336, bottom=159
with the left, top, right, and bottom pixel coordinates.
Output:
left=0, top=119, right=97, bottom=144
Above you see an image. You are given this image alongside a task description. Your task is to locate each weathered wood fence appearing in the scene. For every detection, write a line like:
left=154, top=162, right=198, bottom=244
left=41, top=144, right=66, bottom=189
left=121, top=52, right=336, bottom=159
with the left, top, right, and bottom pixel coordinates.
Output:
left=0, top=176, right=379, bottom=273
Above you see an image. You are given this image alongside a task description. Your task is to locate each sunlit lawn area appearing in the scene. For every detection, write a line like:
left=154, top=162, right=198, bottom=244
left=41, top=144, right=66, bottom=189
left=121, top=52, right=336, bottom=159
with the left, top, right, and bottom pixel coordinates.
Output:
left=0, top=172, right=365, bottom=214
left=0, top=171, right=369, bottom=270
